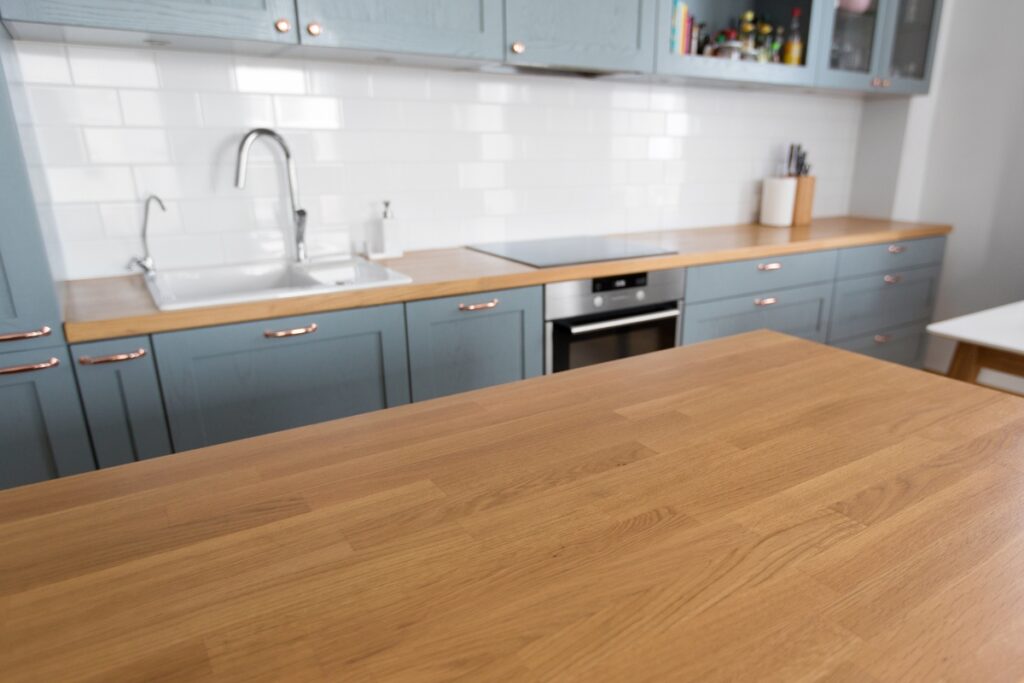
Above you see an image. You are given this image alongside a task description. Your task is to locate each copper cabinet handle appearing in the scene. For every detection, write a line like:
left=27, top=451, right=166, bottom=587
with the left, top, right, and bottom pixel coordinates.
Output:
left=458, top=299, right=499, bottom=312
left=757, top=262, right=783, bottom=271
left=871, top=78, right=883, bottom=87
left=264, top=322, right=318, bottom=338
left=754, top=297, right=778, bottom=307
left=874, top=334, right=892, bottom=344
left=882, top=79, right=892, bottom=88
left=274, top=18, right=292, bottom=33
left=306, top=21, right=322, bottom=37
left=0, top=325, right=53, bottom=343
left=78, top=348, right=147, bottom=365
left=883, top=274, right=903, bottom=285
left=888, top=245, right=906, bottom=254
left=0, top=356, right=60, bottom=376
left=511, top=41, right=526, bottom=54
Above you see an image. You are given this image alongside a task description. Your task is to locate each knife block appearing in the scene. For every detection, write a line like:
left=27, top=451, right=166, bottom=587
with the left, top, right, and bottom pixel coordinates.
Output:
left=792, top=176, right=815, bottom=227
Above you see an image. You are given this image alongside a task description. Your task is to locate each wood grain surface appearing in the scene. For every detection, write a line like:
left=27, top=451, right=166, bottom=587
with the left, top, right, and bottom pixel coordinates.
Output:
left=61, top=216, right=951, bottom=342
left=2, top=331, right=1020, bottom=682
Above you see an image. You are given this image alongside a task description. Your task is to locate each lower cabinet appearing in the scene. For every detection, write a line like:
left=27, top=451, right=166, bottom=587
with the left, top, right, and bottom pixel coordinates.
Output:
left=828, top=265, right=941, bottom=342
left=0, top=346, right=94, bottom=489
left=153, top=305, right=410, bottom=452
left=682, top=283, right=834, bottom=345
left=71, top=336, right=172, bottom=468
left=406, top=286, right=543, bottom=401
left=832, top=322, right=928, bottom=367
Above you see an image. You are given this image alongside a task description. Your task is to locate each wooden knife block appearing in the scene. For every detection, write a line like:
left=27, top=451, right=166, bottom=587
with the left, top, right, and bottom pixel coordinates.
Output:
left=792, top=176, right=815, bottom=227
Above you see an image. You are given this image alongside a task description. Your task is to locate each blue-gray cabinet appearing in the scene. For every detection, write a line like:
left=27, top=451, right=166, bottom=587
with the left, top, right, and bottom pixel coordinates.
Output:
left=295, top=0, right=504, bottom=60
left=833, top=321, right=927, bottom=366
left=71, top=337, right=172, bottom=468
left=828, top=265, right=940, bottom=342
left=0, top=31, right=64, bottom=354
left=686, top=250, right=837, bottom=303
left=153, top=305, right=410, bottom=451
left=0, top=347, right=95, bottom=490
left=683, top=282, right=834, bottom=345
left=0, top=0, right=298, bottom=44
left=406, top=287, right=543, bottom=401
left=505, top=0, right=655, bottom=73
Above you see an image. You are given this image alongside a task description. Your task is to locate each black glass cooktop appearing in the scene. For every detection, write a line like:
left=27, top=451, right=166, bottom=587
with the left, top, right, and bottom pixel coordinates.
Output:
left=469, top=236, right=675, bottom=268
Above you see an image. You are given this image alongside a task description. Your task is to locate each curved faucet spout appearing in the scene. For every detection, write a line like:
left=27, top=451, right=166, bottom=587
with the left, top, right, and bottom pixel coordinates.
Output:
left=235, top=128, right=308, bottom=263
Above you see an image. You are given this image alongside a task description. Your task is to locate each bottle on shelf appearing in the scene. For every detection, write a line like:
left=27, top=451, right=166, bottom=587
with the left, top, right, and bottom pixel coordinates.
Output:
left=783, top=7, right=804, bottom=65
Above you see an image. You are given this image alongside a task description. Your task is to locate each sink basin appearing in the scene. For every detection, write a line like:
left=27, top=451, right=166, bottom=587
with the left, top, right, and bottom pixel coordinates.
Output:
left=145, top=258, right=412, bottom=311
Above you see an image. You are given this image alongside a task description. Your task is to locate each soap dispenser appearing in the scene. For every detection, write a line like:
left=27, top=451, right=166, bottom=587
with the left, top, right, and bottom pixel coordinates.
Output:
left=369, top=200, right=403, bottom=260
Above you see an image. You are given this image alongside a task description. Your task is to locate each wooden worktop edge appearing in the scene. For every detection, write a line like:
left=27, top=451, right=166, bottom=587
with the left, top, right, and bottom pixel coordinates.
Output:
left=62, top=223, right=952, bottom=343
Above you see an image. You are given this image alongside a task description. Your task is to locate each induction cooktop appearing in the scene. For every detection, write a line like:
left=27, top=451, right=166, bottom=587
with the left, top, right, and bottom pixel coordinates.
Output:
left=469, top=236, right=675, bottom=268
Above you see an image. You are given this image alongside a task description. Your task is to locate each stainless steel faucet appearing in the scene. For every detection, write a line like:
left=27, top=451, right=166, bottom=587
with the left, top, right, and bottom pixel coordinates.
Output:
left=235, top=128, right=308, bottom=263
left=127, top=194, right=166, bottom=275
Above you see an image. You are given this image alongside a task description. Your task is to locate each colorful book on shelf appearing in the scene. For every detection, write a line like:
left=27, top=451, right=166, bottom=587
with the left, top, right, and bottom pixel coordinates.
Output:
left=671, top=1, right=688, bottom=56
left=684, top=14, right=693, bottom=54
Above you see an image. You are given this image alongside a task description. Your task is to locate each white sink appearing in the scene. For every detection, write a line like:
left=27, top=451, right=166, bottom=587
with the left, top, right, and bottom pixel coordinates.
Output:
left=145, top=258, right=412, bottom=311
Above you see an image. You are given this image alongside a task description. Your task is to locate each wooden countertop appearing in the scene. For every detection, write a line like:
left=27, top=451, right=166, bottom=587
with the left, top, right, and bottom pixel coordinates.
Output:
left=61, top=216, right=951, bottom=342
left=2, top=331, right=1022, bottom=681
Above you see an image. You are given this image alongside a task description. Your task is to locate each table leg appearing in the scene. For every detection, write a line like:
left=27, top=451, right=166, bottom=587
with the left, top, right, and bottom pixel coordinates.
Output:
left=947, top=342, right=982, bottom=383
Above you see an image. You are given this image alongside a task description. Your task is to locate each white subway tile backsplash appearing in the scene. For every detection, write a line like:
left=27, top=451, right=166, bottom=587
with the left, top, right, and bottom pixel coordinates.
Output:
left=67, top=46, right=158, bottom=88
left=14, top=42, right=71, bottom=84
left=45, top=166, right=136, bottom=203
left=12, top=41, right=863, bottom=279
left=83, top=128, right=170, bottom=164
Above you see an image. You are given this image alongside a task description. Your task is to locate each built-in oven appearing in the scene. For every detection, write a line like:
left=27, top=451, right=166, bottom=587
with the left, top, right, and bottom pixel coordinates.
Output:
left=544, top=268, right=686, bottom=374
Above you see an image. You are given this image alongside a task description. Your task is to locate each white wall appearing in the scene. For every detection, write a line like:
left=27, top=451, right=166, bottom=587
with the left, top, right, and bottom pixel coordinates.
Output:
left=851, top=0, right=1024, bottom=383
left=7, top=41, right=865, bottom=280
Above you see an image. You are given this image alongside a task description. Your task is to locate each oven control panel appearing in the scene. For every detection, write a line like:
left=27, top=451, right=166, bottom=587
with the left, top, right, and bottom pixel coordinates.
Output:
left=544, top=268, right=686, bottom=321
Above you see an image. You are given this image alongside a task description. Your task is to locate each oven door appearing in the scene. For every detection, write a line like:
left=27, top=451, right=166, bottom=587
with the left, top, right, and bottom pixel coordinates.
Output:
left=546, top=304, right=681, bottom=374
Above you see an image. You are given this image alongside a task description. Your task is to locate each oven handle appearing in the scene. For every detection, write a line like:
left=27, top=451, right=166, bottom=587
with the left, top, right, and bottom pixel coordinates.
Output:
left=569, top=308, right=680, bottom=336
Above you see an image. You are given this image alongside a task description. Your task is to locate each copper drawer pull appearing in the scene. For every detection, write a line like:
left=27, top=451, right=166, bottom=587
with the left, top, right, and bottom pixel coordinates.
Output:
left=888, top=245, right=906, bottom=254
left=754, top=297, right=778, bottom=307
left=757, top=262, right=783, bottom=271
left=874, top=334, right=892, bottom=344
left=0, top=325, right=52, bottom=343
left=264, top=322, right=318, bottom=338
left=458, top=299, right=499, bottom=312
left=79, top=348, right=147, bottom=365
left=0, top=356, right=60, bottom=375
left=883, top=274, right=903, bottom=285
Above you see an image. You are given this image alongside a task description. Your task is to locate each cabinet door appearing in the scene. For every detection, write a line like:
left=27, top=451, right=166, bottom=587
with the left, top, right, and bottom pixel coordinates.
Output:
left=153, top=305, right=410, bottom=452
left=836, top=236, right=946, bottom=279
left=0, top=0, right=298, bottom=44
left=832, top=322, right=927, bottom=367
left=295, top=0, right=504, bottom=60
left=686, top=250, right=837, bottom=304
left=0, top=347, right=95, bottom=490
left=505, top=0, right=655, bottom=73
left=0, top=32, right=64, bottom=353
left=878, top=0, right=942, bottom=94
left=406, top=287, right=543, bottom=402
left=655, top=0, right=823, bottom=87
left=815, top=0, right=890, bottom=91
left=828, top=265, right=940, bottom=342
left=682, top=283, right=833, bottom=345
left=72, top=337, right=172, bottom=468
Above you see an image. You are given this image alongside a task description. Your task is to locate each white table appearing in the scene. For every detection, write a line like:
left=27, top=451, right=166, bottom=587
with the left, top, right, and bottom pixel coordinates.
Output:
left=928, top=301, right=1024, bottom=392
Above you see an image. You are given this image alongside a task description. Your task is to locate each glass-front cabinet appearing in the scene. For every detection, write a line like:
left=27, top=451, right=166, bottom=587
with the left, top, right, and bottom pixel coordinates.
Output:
left=817, top=0, right=942, bottom=93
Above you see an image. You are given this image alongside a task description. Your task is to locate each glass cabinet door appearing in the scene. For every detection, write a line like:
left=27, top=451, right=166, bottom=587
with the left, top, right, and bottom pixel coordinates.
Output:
left=816, top=0, right=887, bottom=90
left=881, top=0, right=943, bottom=93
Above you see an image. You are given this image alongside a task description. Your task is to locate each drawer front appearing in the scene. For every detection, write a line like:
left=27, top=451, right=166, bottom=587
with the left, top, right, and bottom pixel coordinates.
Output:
left=72, top=336, right=173, bottom=467
left=682, top=283, right=834, bottom=345
left=837, top=237, right=946, bottom=279
left=686, top=250, right=837, bottom=303
left=829, top=266, right=940, bottom=342
left=154, top=305, right=410, bottom=451
left=407, top=286, right=543, bottom=401
left=832, top=323, right=928, bottom=368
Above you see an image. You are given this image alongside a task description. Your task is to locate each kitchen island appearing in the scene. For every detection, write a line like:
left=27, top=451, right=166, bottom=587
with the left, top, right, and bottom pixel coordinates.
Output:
left=2, top=331, right=1022, bottom=681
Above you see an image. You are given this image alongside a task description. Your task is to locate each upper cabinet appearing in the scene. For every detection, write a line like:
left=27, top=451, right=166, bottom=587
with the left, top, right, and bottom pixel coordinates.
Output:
left=0, top=0, right=299, bottom=44
left=504, top=0, right=656, bottom=73
left=294, top=0, right=504, bottom=60
left=655, top=0, right=824, bottom=87
left=0, top=33, right=65, bottom=353
left=878, top=0, right=943, bottom=94
left=816, top=0, right=942, bottom=93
